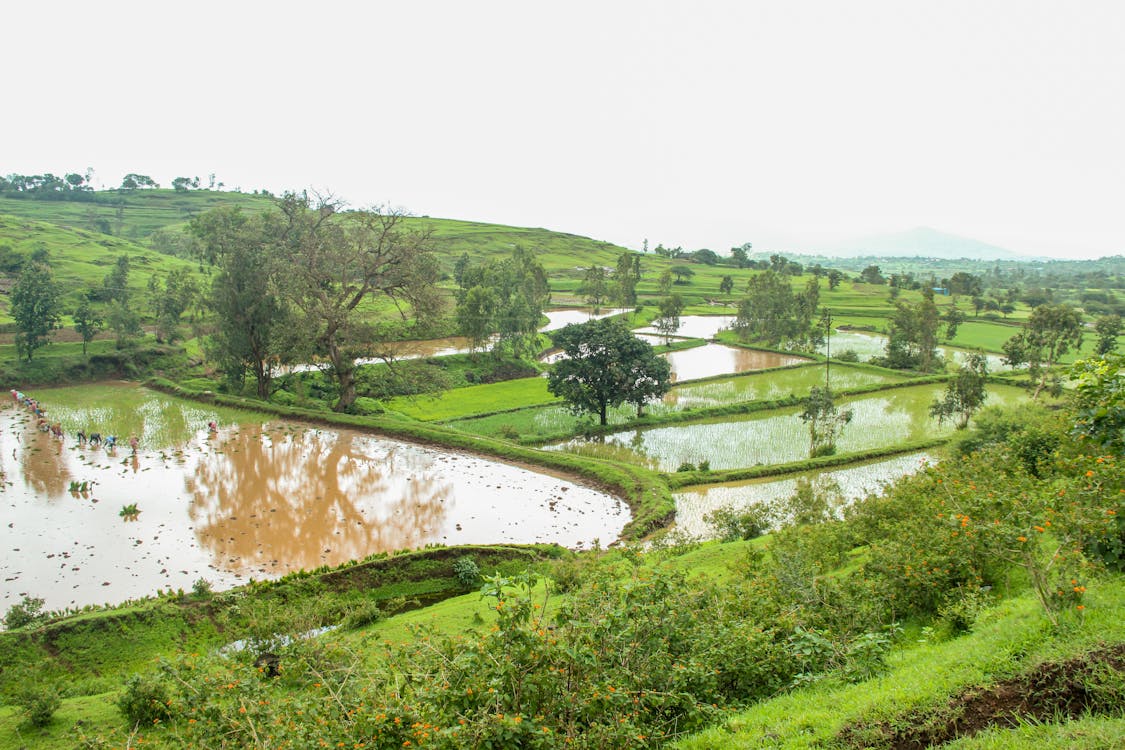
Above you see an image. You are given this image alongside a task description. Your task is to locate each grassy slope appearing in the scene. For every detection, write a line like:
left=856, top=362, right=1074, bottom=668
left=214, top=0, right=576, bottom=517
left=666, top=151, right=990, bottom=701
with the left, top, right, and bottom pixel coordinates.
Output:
left=0, top=214, right=201, bottom=322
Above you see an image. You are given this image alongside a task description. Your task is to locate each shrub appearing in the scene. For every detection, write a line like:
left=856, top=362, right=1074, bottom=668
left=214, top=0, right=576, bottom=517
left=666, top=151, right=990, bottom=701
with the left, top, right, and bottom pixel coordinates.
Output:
left=351, top=396, right=384, bottom=415
left=18, top=684, right=61, bottom=727
left=452, top=555, right=481, bottom=590
left=191, top=578, right=213, bottom=598
left=3, top=595, right=46, bottom=629
left=705, top=503, right=772, bottom=541
left=342, top=600, right=385, bottom=630
left=117, top=673, right=173, bottom=726
left=676, top=461, right=697, bottom=472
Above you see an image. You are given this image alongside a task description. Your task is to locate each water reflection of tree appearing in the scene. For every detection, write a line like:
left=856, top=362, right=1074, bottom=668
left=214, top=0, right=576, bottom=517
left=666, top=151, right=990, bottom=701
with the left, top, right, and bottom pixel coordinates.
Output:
left=186, top=425, right=453, bottom=574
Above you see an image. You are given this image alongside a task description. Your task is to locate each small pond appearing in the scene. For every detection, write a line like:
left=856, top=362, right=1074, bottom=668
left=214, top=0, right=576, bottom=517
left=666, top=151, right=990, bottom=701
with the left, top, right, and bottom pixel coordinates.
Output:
left=1, top=385, right=627, bottom=611
left=673, top=451, right=937, bottom=538
left=546, top=384, right=1028, bottom=471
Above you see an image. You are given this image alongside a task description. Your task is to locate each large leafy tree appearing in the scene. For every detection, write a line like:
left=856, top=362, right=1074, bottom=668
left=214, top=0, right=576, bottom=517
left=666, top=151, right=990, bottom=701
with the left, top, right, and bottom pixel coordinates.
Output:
left=276, top=193, right=442, bottom=412
left=1094, top=314, right=1122, bottom=357
left=547, top=319, right=671, bottom=425
left=11, top=253, right=61, bottom=361
left=1003, top=303, right=1084, bottom=398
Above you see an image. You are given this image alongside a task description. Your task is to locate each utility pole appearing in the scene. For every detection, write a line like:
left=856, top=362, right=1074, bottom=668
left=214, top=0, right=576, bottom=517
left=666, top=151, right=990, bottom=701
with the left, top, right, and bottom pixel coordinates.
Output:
left=820, top=308, right=833, bottom=390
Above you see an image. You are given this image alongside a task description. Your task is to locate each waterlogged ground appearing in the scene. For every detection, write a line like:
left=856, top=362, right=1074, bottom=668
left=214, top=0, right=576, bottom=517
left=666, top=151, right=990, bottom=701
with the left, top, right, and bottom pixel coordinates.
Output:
left=662, top=345, right=808, bottom=382
left=448, top=363, right=911, bottom=441
left=546, top=383, right=1029, bottom=471
left=823, top=330, right=1013, bottom=371
left=634, top=315, right=736, bottom=340
left=0, top=385, right=626, bottom=611
left=673, top=451, right=937, bottom=538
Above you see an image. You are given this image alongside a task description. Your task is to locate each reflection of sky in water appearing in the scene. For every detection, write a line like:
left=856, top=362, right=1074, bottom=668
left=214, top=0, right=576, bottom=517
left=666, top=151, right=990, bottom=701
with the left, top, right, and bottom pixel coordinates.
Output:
left=0, top=388, right=626, bottom=611
left=663, top=345, right=808, bottom=382
left=674, top=452, right=936, bottom=538
left=634, top=315, right=736, bottom=340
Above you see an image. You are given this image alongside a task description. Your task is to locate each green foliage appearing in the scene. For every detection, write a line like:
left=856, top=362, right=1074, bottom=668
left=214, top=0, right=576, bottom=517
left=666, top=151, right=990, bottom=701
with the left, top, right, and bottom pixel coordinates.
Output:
left=3, top=595, right=47, bottom=630
left=1070, top=354, right=1124, bottom=454
left=16, top=683, right=61, bottom=727
left=930, top=351, right=989, bottom=428
left=735, top=270, right=819, bottom=348
left=704, top=503, right=772, bottom=541
left=1003, top=303, right=1084, bottom=398
left=116, top=672, right=173, bottom=726
left=547, top=318, right=671, bottom=425
left=878, top=291, right=942, bottom=371
left=10, top=253, right=61, bottom=361
left=1093, top=314, right=1121, bottom=356
left=452, top=556, right=481, bottom=590
left=799, top=386, right=853, bottom=458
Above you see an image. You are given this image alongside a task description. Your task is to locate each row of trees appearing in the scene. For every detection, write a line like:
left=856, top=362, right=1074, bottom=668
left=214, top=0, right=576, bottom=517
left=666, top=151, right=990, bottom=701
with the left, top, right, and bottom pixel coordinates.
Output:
left=454, top=247, right=550, bottom=357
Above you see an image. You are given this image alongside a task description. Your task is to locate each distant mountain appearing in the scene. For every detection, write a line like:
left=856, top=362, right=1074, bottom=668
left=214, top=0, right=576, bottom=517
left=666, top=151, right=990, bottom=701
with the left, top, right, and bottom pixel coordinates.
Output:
left=818, top=227, right=1030, bottom=261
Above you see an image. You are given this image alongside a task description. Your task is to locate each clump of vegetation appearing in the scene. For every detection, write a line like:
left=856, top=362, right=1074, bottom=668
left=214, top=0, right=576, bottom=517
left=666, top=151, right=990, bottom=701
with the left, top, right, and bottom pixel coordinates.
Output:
left=3, top=594, right=47, bottom=630
left=16, top=684, right=61, bottom=727
left=452, top=555, right=481, bottom=590
left=118, top=502, right=140, bottom=519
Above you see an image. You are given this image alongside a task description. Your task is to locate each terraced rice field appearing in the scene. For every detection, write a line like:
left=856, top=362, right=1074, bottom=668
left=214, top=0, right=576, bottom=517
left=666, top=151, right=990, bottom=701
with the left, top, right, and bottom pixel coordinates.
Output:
left=545, top=383, right=1029, bottom=471
left=673, top=451, right=937, bottom=538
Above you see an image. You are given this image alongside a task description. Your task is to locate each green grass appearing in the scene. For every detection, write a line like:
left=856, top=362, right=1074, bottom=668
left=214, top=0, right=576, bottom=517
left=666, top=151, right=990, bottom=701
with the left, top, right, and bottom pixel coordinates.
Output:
left=0, top=213, right=201, bottom=322
left=386, top=376, right=558, bottom=420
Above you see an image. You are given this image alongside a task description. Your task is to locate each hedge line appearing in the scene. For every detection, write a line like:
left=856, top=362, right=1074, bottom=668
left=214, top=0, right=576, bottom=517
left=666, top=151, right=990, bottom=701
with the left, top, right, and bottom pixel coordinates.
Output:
left=146, top=378, right=675, bottom=540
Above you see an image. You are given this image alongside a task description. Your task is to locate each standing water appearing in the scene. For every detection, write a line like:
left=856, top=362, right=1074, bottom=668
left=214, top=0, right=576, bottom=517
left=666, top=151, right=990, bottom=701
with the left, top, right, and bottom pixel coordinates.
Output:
left=0, top=384, right=627, bottom=611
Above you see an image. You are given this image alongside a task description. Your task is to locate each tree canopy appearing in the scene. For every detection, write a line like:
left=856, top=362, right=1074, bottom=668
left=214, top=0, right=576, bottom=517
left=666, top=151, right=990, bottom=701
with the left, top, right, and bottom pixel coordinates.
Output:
left=546, top=319, right=671, bottom=425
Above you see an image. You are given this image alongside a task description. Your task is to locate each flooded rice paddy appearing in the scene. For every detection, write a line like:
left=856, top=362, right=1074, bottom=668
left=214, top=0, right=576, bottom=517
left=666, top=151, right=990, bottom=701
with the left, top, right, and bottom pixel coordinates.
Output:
left=546, top=383, right=1029, bottom=471
left=822, top=330, right=1012, bottom=371
left=448, top=363, right=910, bottom=441
left=0, top=385, right=627, bottom=611
left=634, top=315, right=736, bottom=340
left=673, top=451, right=936, bottom=538
left=662, top=345, right=808, bottom=382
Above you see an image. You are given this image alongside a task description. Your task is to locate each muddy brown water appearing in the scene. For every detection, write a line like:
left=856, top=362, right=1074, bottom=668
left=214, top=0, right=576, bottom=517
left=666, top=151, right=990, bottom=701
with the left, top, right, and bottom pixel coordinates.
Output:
left=0, top=388, right=627, bottom=611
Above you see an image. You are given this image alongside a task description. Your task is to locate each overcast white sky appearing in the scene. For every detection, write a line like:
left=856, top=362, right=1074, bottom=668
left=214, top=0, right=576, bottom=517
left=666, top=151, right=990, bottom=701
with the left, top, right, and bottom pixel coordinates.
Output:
left=6, top=1, right=1123, bottom=259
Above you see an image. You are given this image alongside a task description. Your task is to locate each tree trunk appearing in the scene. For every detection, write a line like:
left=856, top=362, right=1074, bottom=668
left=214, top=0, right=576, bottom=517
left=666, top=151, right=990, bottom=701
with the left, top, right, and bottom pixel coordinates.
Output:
left=599, top=402, right=608, bottom=426
left=328, top=340, right=357, bottom=412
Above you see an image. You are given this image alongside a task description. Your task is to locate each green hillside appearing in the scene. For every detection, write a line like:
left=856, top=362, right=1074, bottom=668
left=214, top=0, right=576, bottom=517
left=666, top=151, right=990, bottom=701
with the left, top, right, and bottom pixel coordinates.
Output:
left=0, top=214, right=200, bottom=320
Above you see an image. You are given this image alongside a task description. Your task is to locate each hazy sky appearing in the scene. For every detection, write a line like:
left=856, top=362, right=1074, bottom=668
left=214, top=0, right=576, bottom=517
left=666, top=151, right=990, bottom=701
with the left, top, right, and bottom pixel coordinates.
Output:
left=7, top=1, right=1123, bottom=259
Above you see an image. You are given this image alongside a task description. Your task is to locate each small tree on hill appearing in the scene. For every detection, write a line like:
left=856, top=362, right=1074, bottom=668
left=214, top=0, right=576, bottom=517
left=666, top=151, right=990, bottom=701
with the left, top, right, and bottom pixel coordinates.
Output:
left=73, top=297, right=103, bottom=356
left=1094, top=314, right=1122, bottom=357
left=930, top=352, right=989, bottom=428
left=547, top=319, right=671, bottom=425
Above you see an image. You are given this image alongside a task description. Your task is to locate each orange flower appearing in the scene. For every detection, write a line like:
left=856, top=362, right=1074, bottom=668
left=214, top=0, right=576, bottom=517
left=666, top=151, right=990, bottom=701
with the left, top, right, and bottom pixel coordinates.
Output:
left=1017, top=536, right=1028, bottom=542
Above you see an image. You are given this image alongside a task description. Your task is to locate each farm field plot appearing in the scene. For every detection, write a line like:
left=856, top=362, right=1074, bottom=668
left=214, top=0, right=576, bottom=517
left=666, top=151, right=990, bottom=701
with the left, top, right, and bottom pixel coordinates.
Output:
left=673, top=451, right=937, bottom=538
left=446, top=363, right=907, bottom=440
left=386, top=377, right=557, bottom=421
left=824, top=329, right=1014, bottom=371
left=545, top=383, right=1029, bottom=472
